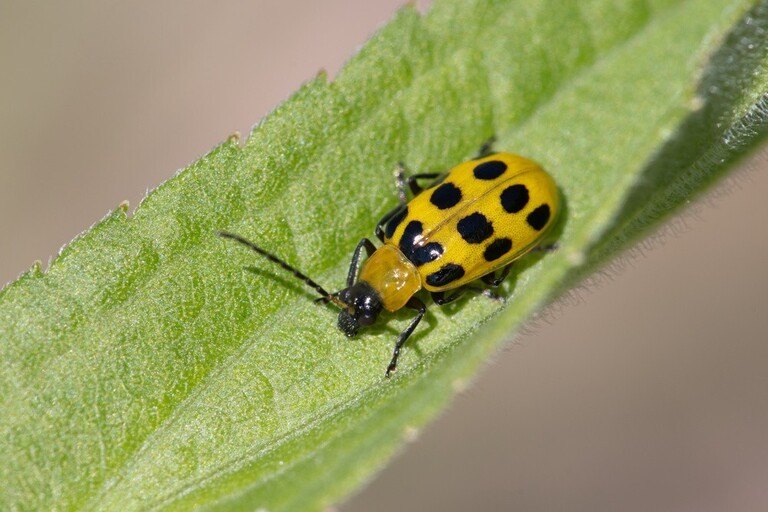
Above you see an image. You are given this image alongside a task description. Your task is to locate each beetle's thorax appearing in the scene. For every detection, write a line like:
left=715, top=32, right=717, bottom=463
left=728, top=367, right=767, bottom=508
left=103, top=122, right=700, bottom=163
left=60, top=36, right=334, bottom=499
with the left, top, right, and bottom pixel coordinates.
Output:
left=359, top=245, right=422, bottom=312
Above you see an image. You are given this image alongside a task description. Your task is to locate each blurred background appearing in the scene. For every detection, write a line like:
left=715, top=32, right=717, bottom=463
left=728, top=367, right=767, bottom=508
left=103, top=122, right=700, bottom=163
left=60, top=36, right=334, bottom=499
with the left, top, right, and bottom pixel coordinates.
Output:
left=1, top=2, right=766, bottom=511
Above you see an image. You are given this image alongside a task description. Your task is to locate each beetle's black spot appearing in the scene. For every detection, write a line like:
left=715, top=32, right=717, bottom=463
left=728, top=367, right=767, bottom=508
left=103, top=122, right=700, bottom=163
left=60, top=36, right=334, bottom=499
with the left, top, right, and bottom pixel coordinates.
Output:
left=430, top=182, right=462, bottom=210
left=484, top=238, right=513, bottom=261
left=398, top=220, right=423, bottom=254
left=457, top=212, right=493, bottom=244
left=398, top=219, right=444, bottom=265
left=500, top=184, right=529, bottom=213
left=526, top=204, right=551, bottom=231
left=473, top=160, right=507, bottom=180
left=384, top=206, right=408, bottom=239
left=426, top=263, right=465, bottom=287
left=411, top=242, right=444, bottom=266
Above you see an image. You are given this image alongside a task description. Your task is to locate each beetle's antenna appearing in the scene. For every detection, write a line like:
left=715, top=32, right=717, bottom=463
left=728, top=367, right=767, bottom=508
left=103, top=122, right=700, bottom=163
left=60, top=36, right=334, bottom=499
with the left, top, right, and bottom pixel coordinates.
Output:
left=218, top=231, right=346, bottom=309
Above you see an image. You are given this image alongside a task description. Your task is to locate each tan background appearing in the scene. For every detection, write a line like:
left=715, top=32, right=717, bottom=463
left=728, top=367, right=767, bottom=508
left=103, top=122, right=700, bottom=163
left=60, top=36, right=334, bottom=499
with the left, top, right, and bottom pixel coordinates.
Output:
left=1, top=2, right=767, bottom=511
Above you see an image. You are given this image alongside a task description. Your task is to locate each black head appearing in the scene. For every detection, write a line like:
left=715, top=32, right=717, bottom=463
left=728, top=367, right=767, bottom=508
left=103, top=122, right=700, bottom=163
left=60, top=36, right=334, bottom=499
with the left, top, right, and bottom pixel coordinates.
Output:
left=336, top=281, right=384, bottom=337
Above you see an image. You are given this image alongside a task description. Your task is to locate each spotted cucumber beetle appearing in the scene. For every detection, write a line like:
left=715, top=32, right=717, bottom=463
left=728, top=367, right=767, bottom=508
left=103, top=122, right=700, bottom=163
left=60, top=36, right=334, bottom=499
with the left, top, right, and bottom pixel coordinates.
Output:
left=219, top=141, right=559, bottom=376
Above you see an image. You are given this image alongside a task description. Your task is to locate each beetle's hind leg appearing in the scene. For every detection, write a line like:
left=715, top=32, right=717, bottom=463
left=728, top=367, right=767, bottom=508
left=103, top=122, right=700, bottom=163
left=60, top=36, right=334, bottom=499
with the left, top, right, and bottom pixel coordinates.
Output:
left=476, top=287, right=505, bottom=303
left=475, top=263, right=514, bottom=302
left=531, top=242, right=559, bottom=253
left=481, top=263, right=512, bottom=288
left=432, top=286, right=504, bottom=305
left=475, top=135, right=497, bottom=159
left=428, top=264, right=513, bottom=307
left=430, top=290, right=465, bottom=305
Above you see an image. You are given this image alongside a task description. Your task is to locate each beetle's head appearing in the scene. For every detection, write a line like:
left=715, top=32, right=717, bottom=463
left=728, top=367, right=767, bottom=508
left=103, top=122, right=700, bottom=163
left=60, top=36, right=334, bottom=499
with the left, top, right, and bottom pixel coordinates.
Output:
left=336, top=281, right=383, bottom=337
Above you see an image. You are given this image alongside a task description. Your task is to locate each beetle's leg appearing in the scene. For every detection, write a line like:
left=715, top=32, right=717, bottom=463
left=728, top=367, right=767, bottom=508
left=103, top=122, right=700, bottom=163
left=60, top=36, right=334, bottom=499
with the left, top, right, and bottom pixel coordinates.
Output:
left=395, top=161, right=444, bottom=198
left=407, top=173, right=443, bottom=195
left=386, top=297, right=426, bottom=377
left=314, top=292, right=338, bottom=305
left=475, top=135, right=497, bottom=159
left=434, top=286, right=504, bottom=305
left=377, top=162, right=444, bottom=243
left=346, top=238, right=377, bottom=287
left=431, top=289, right=465, bottom=306
left=314, top=238, right=377, bottom=304
left=476, top=287, right=504, bottom=302
left=530, top=242, right=559, bottom=253
left=375, top=204, right=406, bottom=243
left=481, top=263, right=513, bottom=287
left=394, top=162, right=409, bottom=204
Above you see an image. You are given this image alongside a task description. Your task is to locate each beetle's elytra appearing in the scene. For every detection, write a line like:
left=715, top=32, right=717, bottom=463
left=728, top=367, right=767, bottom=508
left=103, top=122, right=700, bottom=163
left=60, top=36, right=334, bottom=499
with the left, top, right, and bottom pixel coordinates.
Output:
left=220, top=140, right=560, bottom=376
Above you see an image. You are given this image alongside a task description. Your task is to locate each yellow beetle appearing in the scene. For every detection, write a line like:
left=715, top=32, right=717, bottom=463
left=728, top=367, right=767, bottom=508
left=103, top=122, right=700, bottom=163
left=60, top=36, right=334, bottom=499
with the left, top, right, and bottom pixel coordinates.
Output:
left=220, top=141, right=559, bottom=376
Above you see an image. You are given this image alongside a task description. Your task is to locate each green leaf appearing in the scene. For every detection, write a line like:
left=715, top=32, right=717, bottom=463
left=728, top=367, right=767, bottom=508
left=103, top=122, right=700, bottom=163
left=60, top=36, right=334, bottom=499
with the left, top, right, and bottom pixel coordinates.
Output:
left=1, top=0, right=766, bottom=510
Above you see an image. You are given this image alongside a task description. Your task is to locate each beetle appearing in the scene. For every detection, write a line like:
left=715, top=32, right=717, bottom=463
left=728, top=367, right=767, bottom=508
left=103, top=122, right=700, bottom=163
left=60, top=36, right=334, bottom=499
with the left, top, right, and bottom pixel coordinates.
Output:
left=219, top=141, right=559, bottom=376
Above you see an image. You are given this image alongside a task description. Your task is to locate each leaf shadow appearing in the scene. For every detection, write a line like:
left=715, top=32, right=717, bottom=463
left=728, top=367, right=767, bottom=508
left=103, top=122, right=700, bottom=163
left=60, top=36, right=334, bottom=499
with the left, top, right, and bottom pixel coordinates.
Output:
left=244, top=265, right=330, bottom=302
